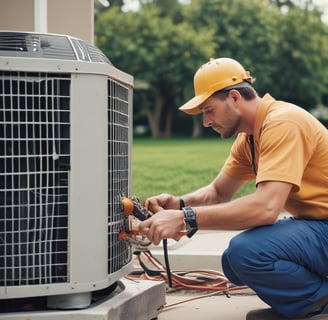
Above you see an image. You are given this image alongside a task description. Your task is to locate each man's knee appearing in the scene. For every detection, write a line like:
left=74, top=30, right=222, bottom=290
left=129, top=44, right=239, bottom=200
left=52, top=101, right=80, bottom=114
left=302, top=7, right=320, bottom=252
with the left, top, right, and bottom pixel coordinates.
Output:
left=223, top=230, right=266, bottom=274
left=221, top=248, right=244, bottom=285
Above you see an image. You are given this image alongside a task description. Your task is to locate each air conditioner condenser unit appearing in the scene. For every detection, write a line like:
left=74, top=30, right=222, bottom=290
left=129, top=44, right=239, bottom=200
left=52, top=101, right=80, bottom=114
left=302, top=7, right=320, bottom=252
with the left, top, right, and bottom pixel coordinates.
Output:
left=0, top=31, right=138, bottom=312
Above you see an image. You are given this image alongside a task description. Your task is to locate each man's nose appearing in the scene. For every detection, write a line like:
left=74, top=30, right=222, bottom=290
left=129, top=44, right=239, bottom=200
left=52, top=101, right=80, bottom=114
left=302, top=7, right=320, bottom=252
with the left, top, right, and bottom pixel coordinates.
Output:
left=203, top=113, right=212, bottom=127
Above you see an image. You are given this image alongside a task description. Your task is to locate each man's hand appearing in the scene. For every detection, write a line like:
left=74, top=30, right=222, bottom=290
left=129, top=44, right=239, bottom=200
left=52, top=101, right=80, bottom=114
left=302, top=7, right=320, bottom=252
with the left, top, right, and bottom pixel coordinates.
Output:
left=138, top=209, right=185, bottom=245
left=144, top=193, right=180, bottom=213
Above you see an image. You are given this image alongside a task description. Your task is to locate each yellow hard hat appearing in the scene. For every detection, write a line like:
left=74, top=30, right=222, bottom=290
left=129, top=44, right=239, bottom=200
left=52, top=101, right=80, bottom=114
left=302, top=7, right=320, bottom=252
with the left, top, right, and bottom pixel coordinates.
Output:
left=179, top=57, right=254, bottom=115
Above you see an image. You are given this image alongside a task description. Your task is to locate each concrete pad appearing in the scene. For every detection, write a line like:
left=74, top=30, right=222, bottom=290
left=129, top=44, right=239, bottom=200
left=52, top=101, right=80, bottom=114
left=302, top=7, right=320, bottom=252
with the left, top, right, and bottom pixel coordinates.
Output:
left=158, top=290, right=269, bottom=320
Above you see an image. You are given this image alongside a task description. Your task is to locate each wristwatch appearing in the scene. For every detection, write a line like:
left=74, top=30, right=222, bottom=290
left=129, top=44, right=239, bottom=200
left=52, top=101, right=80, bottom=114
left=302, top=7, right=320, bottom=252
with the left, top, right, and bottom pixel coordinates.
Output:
left=182, top=206, right=198, bottom=238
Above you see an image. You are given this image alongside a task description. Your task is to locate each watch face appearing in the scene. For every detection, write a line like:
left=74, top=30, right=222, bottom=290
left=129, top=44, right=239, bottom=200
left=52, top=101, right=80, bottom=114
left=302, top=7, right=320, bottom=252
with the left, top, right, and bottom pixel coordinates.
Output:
left=185, top=221, right=192, bottom=232
left=183, top=206, right=197, bottom=235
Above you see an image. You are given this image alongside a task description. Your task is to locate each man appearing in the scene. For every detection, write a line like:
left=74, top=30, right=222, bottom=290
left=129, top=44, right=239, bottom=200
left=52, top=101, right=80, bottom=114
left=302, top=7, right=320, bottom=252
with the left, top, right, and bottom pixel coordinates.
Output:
left=138, top=57, right=328, bottom=320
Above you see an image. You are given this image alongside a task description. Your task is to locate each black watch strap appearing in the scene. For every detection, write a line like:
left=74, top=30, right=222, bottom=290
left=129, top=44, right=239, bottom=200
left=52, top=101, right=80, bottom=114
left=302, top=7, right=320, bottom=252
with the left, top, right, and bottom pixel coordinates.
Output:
left=182, top=206, right=198, bottom=238
left=179, top=198, right=185, bottom=209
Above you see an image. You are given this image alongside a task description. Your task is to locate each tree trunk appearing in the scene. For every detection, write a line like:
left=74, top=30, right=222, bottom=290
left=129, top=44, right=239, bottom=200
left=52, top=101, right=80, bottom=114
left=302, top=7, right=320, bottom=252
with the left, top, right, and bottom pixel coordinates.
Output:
left=163, top=107, right=173, bottom=138
left=146, top=109, right=160, bottom=138
left=146, top=90, right=165, bottom=138
left=192, top=115, right=203, bottom=138
left=146, top=89, right=175, bottom=138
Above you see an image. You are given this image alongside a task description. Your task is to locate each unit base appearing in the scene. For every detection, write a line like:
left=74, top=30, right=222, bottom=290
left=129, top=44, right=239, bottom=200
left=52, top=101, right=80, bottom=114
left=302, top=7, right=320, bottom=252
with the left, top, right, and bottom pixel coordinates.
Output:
left=0, top=279, right=166, bottom=320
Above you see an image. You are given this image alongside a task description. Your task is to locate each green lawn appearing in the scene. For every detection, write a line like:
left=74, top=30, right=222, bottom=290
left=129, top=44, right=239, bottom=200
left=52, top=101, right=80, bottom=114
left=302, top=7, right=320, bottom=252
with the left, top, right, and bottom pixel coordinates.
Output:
left=132, top=138, right=256, bottom=200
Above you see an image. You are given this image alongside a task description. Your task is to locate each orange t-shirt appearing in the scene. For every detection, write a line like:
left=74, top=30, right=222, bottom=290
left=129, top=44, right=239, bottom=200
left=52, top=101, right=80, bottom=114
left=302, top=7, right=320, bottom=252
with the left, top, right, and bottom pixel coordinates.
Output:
left=223, top=94, right=328, bottom=219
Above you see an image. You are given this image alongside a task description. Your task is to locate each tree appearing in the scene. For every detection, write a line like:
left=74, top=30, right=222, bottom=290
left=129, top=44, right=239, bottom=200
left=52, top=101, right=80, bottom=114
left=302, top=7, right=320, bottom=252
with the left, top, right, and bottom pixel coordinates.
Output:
left=95, top=5, right=215, bottom=137
left=183, top=0, right=281, bottom=91
left=95, top=0, right=328, bottom=137
left=182, top=0, right=328, bottom=109
left=268, top=5, right=328, bottom=108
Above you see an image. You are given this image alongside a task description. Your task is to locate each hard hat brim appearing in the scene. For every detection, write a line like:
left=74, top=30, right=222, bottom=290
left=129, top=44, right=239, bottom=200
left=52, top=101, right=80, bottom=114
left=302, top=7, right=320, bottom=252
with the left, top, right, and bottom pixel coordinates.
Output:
left=179, top=81, right=253, bottom=115
left=179, top=93, right=210, bottom=115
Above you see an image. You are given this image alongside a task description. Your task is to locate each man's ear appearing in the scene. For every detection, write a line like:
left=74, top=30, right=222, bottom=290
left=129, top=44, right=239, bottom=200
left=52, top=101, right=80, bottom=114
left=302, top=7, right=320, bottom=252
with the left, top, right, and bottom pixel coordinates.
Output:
left=229, top=89, right=241, bottom=102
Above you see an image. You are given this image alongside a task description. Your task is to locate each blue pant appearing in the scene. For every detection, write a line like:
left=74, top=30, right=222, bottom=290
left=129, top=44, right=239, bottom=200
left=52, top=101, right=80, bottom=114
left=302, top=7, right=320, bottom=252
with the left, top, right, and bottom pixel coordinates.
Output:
left=222, top=218, right=328, bottom=318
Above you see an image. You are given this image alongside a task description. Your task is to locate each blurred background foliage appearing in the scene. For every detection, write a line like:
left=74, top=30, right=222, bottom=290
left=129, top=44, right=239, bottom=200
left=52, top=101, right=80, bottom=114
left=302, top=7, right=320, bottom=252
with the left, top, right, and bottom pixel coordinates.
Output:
left=95, top=0, right=328, bottom=138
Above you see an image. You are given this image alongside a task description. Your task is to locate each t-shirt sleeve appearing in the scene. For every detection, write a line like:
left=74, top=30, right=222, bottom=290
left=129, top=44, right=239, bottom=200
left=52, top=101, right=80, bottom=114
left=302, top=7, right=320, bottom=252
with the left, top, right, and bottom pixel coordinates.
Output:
left=256, top=120, right=313, bottom=192
left=223, top=133, right=256, bottom=181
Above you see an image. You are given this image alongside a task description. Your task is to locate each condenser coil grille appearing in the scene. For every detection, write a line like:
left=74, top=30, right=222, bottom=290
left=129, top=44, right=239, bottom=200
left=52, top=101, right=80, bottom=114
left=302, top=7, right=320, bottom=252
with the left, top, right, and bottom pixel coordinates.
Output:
left=108, top=79, right=131, bottom=274
left=0, top=71, right=70, bottom=286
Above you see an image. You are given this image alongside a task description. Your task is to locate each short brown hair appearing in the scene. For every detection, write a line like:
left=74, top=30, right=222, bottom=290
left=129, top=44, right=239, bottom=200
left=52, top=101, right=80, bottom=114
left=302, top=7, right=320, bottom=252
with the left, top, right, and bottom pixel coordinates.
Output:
left=212, top=86, right=257, bottom=101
